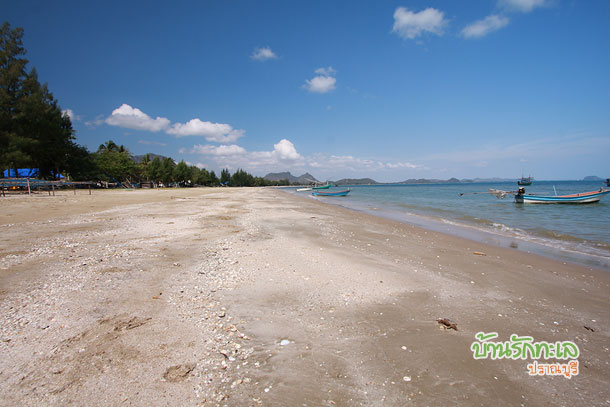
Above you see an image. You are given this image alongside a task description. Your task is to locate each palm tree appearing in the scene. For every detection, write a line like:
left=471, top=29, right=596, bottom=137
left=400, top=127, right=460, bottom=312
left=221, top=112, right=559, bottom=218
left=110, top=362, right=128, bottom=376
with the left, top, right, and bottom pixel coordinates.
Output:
left=98, top=140, right=119, bottom=152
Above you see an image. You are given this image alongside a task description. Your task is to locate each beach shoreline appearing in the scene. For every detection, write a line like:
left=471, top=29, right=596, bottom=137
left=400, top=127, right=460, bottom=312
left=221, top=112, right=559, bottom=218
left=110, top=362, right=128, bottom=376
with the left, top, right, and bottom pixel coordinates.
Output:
left=295, top=188, right=610, bottom=272
left=1, top=188, right=608, bottom=406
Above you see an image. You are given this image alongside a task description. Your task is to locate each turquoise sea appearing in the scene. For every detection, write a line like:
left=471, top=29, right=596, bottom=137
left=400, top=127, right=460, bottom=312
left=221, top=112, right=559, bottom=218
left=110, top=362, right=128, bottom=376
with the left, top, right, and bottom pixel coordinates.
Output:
left=295, top=181, right=610, bottom=270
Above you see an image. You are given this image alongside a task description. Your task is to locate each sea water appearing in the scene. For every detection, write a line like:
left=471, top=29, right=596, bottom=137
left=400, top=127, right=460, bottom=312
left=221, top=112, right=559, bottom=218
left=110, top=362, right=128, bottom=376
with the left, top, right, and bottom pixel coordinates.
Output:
left=296, top=181, right=610, bottom=270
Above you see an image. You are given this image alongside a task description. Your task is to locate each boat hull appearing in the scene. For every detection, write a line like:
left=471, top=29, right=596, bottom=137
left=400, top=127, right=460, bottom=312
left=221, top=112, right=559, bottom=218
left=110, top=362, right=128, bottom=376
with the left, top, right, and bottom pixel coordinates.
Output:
left=312, top=189, right=350, bottom=197
left=515, top=189, right=610, bottom=204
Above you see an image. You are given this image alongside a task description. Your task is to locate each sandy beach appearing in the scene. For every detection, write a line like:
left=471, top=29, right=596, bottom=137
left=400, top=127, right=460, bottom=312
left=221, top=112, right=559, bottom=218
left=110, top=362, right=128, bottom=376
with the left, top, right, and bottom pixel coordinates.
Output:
left=0, top=187, right=608, bottom=406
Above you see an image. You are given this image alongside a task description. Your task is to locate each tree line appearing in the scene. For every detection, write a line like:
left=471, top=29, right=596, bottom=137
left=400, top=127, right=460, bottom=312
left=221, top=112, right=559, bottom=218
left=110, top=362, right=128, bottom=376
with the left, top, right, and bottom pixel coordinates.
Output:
left=94, top=140, right=289, bottom=187
left=0, top=22, right=289, bottom=188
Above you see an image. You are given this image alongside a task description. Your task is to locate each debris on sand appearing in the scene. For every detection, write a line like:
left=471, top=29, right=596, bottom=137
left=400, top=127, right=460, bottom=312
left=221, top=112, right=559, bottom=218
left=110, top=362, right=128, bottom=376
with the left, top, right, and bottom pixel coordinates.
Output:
left=163, top=363, right=196, bottom=382
left=436, top=318, right=458, bottom=331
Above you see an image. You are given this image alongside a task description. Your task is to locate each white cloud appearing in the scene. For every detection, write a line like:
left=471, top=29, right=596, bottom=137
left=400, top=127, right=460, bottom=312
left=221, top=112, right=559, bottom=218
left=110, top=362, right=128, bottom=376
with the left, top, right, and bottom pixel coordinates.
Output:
left=183, top=139, right=429, bottom=178
left=190, top=144, right=248, bottom=156
left=186, top=139, right=305, bottom=172
left=138, top=139, right=167, bottom=146
left=384, top=161, right=421, bottom=169
left=167, top=118, right=245, bottom=143
left=190, top=139, right=301, bottom=161
left=105, top=104, right=170, bottom=132
left=461, top=15, right=510, bottom=38
left=103, top=104, right=244, bottom=143
left=251, top=46, right=278, bottom=61
left=315, top=66, right=336, bottom=76
left=304, top=67, right=337, bottom=94
left=305, top=76, right=336, bottom=93
left=273, top=139, right=302, bottom=160
left=85, top=114, right=105, bottom=127
left=499, top=0, right=548, bottom=13
left=62, top=109, right=79, bottom=121
left=392, top=7, right=447, bottom=40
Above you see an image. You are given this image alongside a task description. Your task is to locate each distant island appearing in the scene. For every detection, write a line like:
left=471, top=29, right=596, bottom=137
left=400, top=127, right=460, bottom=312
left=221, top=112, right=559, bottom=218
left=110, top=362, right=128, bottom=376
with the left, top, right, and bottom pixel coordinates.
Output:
left=263, top=172, right=518, bottom=186
left=333, top=178, right=378, bottom=185
left=263, top=172, right=318, bottom=184
left=583, top=176, right=603, bottom=181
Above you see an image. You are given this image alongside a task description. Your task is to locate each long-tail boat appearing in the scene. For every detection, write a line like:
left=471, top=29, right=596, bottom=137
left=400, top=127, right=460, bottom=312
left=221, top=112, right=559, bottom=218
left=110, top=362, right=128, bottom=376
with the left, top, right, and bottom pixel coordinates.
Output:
left=312, top=188, right=350, bottom=197
left=514, top=188, right=610, bottom=204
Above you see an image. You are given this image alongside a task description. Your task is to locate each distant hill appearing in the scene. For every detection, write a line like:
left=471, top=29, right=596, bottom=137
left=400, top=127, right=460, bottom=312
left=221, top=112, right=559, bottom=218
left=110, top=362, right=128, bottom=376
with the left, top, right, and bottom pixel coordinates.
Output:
left=583, top=175, right=603, bottom=181
left=334, top=178, right=379, bottom=185
left=132, top=153, right=169, bottom=163
left=263, top=172, right=318, bottom=184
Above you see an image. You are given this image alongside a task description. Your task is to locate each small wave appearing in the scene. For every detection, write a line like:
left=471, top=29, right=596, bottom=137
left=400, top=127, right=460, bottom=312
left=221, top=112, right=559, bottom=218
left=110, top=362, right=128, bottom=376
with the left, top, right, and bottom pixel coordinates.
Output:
left=441, top=216, right=610, bottom=259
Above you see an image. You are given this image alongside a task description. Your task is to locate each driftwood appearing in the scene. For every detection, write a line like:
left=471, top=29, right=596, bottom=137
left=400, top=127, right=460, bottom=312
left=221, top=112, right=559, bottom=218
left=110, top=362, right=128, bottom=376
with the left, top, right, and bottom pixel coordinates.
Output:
left=436, top=318, right=458, bottom=331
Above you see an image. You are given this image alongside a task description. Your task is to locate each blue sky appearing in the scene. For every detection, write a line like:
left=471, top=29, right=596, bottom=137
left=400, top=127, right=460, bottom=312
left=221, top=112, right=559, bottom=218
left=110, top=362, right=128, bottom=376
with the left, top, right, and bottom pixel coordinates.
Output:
left=5, top=0, right=610, bottom=181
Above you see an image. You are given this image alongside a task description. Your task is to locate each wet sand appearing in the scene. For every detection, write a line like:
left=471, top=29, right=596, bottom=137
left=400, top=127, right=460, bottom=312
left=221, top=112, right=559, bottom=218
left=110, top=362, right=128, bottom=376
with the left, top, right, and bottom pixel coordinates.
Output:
left=0, top=188, right=608, bottom=406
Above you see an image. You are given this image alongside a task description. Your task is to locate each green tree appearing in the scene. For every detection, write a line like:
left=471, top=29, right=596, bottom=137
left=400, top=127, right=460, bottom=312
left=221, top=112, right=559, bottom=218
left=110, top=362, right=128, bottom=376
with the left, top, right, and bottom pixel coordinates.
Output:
left=220, top=168, right=231, bottom=185
left=137, top=153, right=151, bottom=181
left=173, top=160, right=190, bottom=185
left=231, top=168, right=255, bottom=187
left=209, top=170, right=219, bottom=186
left=159, top=157, right=175, bottom=186
left=1, top=22, right=30, bottom=175
left=94, top=141, right=136, bottom=183
left=147, top=157, right=161, bottom=184
left=65, top=144, right=97, bottom=181
left=16, top=68, right=75, bottom=178
left=1, top=22, right=87, bottom=179
left=195, top=167, right=212, bottom=185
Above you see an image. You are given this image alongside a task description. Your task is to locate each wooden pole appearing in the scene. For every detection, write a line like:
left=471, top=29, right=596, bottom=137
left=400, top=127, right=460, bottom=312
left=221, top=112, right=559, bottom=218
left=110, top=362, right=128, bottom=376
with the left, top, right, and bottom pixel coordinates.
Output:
left=88, top=184, right=91, bottom=195
left=52, top=183, right=55, bottom=196
left=27, top=178, right=31, bottom=196
left=73, top=184, right=76, bottom=195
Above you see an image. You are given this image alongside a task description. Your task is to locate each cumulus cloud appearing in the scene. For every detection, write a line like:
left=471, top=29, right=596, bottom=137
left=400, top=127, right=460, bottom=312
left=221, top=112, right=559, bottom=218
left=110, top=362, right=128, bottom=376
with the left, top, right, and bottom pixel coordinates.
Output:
left=499, top=0, right=548, bottom=13
left=273, top=139, right=302, bottom=160
left=251, top=46, right=278, bottom=61
left=461, top=15, right=510, bottom=38
left=167, top=118, right=245, bottom=143
left=304, top=66, right=337, bottom=94
left=190, top=139, right=301, bottom=161
left=392, top=7, right=447, bottom=40
left=103, top=104, right=244, bottom=143
left=105, top=104, right=170, bottom=132
left=185, top=139, right=304, bottom=171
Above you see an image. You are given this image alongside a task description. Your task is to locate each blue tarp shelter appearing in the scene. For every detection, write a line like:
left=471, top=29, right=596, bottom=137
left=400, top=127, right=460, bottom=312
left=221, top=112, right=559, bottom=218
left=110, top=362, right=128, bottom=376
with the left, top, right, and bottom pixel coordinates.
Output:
left=3, top=168, right=40, bottom=178
left=2, top=168, right=65, bottom=179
